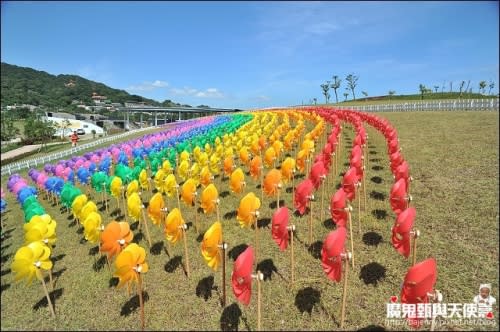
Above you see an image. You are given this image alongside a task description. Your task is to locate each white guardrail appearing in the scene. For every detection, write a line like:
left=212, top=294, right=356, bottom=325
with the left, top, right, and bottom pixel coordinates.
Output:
left=340, top=98, right=499, bottom=112
left=1, top=126, right=158, bottom=177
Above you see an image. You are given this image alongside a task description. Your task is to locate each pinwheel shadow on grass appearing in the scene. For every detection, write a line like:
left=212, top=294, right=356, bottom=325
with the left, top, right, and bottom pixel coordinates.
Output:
left=370, top=191, right=386, bottom=201
left=268, top=200, right=285, bottom=209
left=371, top=209, right=388, bottom=220
left=370, top=176, right=383, bottom=184
left=195, top=275, right=216, bottom=301
left=120, top=290, right=150, bottom=317
left=220, top=302, right=251, bottom=332
left=227, top=243, right=248, bottom=262
left=223, top=210, right=238, bottom=220
left=256, top=217, right=271, bottom=229
left=149, top=241, right=167, bottom=256
left=220, top=191, right=230, bottom=198
left=359, top=262, right=387, bottom=286
left=1, top=267, right=11, bottom=277
left=256, top=258, right=284, bottom=281
left=372, top=165, right=384, bottom=171
left=164, top=255, right=187, bottom=275
left=307, top=240, right=323, bottom=260
left=33, top=287, right=64, bottom=312
left=362, top=232, right=383, bottom=247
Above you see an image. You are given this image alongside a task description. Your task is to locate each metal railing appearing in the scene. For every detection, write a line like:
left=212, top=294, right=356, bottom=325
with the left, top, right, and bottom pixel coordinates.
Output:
left=1, top=126, right=158, bottom=177
left=340, top=98, right=499, bottom=112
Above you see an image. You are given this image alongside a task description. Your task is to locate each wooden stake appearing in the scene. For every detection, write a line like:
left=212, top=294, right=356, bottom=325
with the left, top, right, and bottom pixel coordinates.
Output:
left=40, top=273, right=56, bottom=318
left=412, top=229, right=419, bottom=266
left=357, top=183, right=361, bottom=234
left=308, top=197, right=314, bottom=245
left=256, top=271, right=263, bottom=331
left=141, top=208, right=152, bottom=248
left=48, top=268, right=54, bottom=290
left=320, top=176, right=326, bottom=222
left=137, top=273, right=145, bottom=331
left=181, top=225, right=190, bottom=278
left=276, top=184, right=281, bottom=208
left=347, top=207, right=354, bottom=268
left=220, top=242, right=227, bottom=307
left=340, top=251, right=351, bottom=329
left=254, top=211, right=260, bottom=267
left=288, top=225, right=295, bottom=285
left=103, top=183, right=108, bottom=214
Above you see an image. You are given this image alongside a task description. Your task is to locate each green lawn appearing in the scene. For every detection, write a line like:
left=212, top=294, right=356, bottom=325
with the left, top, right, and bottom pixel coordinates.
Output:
left=1, top=111, right=498, bottom=331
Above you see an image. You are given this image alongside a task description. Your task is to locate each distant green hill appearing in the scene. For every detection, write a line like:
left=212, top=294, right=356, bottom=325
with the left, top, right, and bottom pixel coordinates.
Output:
left=0, top=62, right=187, bottom=108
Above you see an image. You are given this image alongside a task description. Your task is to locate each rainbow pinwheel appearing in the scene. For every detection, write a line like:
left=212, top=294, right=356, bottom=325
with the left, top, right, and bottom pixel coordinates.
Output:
left=200, top=184, right=219, bottom=214
left=237, top=192, right=261, bottom=228
left=201, top=221, right=222, bottom=271
left=164, top=208, right=185, bottom=244
left=100, top=221, right=134, bottom=260
left=11, top=241, right=53, bottom=285
left=147, top=193, right=165, bottom=227
left=114, top=243, right=149, bottom=288
left=230, top=168, right=246, bottom=194
left=83, top=211, right=102, bottom=244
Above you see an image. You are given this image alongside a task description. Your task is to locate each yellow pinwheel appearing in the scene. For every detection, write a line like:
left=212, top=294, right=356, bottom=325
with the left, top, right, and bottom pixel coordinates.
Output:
left=190, top=162, right=201, bottom=185
left=127, top=180, right=139, bottom=198
left=147, top=192, right=165, bottom=227
left=71, top=194, right=88, bottom=221
left=302, top=138, right=315, bottom=157
left=198, top=152, right=209, bottom=167
left=296, top=149, right=307, bottom=173
left=24, top=221, right=57, bottom=247
left=230, top=168, right=246, bottom=194
left=80, top=201, right=98, bottom=223
left=181, top=178, right=197, bottom=207
left=209, top=154, right=220, bottom=175
left=154, top=169, right=166, bottom=193
left=83, top=211, right=102, bottom=244
left=193, top=146, right=202, bottom=162
left=164, top=208, right=185, bottom=244
left=139, top=169, right=150, bottom=191
left=201, top=221, right=222, bottom=271
left=127, top=192, right=142, bottom=221
left=11, top=241, right=53, bottom=285
left=163, top=174, right=178, bottom=198
left=178, top=159, right=190, bottom=181
left=162, top=159, right=173, bottom=174
left=110, top=176, right=123, bottom=198
left=204, top=143, right=213, bottom=155
left=281, top=157, right=296, bottom=183
left=201, top=184, right=218, bottom=214
left=114, top=243, right=149, bottom=288
left=264, top=146, right=276, bottom=168
left=180, top=150, right=190, bottom=163
left=237, top=192, right=261, bottom=228
left=272, top=140, right=284, bottom=158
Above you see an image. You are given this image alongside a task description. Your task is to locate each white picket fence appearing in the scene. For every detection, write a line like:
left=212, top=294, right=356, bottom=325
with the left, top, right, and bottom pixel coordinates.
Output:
left=1, top=126, right=157, bottom=177
left=341, top=98, right=499, bottom=112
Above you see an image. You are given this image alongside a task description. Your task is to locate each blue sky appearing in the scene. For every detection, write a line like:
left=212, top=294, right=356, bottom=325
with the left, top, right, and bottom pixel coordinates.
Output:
left=2, top=1, right=499, bottom=109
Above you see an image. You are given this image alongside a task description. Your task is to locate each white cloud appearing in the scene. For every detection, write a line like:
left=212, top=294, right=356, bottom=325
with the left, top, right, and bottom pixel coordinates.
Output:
left=126, top=80, right=169, bottom=92
left=169, top=86, right=225, bottom=98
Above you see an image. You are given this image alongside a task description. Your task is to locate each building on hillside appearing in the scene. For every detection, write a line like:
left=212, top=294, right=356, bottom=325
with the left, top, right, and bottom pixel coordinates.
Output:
left=44, top=114, right=105, bottom=138
left=92, top=92, right=107, bottom=105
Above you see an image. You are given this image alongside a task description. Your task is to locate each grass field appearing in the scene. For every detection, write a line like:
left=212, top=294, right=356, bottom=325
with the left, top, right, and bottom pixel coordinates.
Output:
left=1, top=110, right=498, bottom=331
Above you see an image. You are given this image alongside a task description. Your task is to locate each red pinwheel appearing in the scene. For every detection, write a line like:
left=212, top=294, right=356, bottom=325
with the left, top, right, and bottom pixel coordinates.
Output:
left=400, top=258, right=438, bottom=328
left=342, top=167, right=358, bottom=201
left=231, top=246, right=254, bottom=306
left=349, top=152, right=363, bottom=179
left=330, top=188, right=348, bottom=227
left=321, top=227, right=347, bottom=282
left=395, top=160, right=411, bottom=190
left=391, top=207, right=416, bottom=258
left=390, top=178, right=409, bottom=215
left=294, top=179, right=313, bottom=215
left=271, top=207, right=289, bottom=251
left=390, top=151, right=403, bottom=174
left=309, top=161, right=326, bottom=190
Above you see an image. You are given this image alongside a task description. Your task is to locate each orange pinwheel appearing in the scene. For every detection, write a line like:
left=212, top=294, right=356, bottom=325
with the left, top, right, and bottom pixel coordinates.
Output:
left=200, top=184, right=219, bottom=214
left=264, top=147, right=276, bottom=168
left=148, top=192, right=165, bottom=226
left=272, top=140, right=283, bottom=158
left=230, top=168, right=246, bottom=194
left=127, top=192, right=142, bottom=221
left=71, top=194, right=88, bottom=221
left=82, top=211, right=102, bottom=244
left=263, top=169, right=282, bottom=197
left=114, top=243, right=149, bottom=288
left=250, top=137, right=261, bottom=155
left=239, top=147, right=251, bottom=166
left=200, top=166, right=213, bottom=187
left=281, top=157, right=296, bottom=183
left=296, top=149, right=307, bottom=173
left=100, top=221, right=133, bottom=260
left=139, top=169, right=150, bottom=191
left=249, top=155, right=262, bottom=180
left=164, top=208, right=185, bottom=244
left=237, top=192, right=261, bottom=228
left=223, top=156, right=234, bottom=177
left=201, top=221, right=222, bottom=271
left=181, top=178, right=197, bottom=207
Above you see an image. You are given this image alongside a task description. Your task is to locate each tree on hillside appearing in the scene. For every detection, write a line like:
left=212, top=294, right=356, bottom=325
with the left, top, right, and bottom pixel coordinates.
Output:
left=388, top=90, right=396, bottom=100
left=434, top=85, right=439, bottom=93
left=465, top=80, right=471, bottom=98
left=313, top=98, right=317, bottom=105
left=60, top=118, right=71, bottom=138
left=479, top=81, right=487, bottom=94
left=346, top=74, right=359, bottom=100
left=361, top=91, right=368, bottom=100
left=449, top=81, right=453, bottom=92
left=488, top=81, right=495, bottom=95
left=441, top=81, right=446, bottom=93
left=343, top=91, right=349, bottom=102
left=459, top=81, right=466, bottom=98
left=0, top=112, right=20, bottom=141
left=320, top=82, right=331, bottom=104
left=23, top=114, right=57, bottom=151
left=330, top=75, right=342, bottom=103
left=419, top=84, right=427, bottom=100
